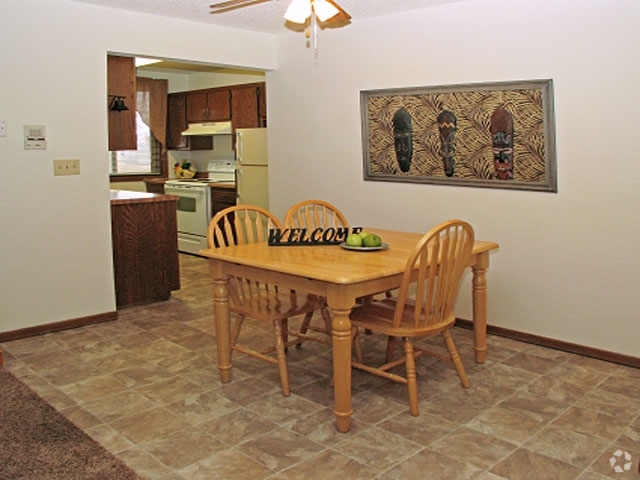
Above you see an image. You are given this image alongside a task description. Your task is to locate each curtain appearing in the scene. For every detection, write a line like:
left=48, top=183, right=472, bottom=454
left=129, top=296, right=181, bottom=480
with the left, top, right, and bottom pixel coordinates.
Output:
left=136, top=77, right=168, bottom=153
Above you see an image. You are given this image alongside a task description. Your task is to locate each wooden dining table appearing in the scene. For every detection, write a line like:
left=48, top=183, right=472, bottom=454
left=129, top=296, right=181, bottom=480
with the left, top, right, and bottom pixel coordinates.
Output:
left=200, top=228, right=499, bottom=433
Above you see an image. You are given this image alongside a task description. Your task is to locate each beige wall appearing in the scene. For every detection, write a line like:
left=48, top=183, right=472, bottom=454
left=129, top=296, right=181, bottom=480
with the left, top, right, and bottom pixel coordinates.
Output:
left=267, top=0, right=640, bottom=357
left=0, top=0, right=276, bottom=333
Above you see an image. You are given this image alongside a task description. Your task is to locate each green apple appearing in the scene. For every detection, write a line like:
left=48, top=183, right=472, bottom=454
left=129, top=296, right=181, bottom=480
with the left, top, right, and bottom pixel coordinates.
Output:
left=345, top=233, right=363, bottom=247
left=363, top=234, right=382, bottom=248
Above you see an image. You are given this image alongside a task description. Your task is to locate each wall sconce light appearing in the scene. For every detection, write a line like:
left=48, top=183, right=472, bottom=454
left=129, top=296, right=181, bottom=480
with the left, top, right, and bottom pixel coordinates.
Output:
left=108, top=95, right=129, bottom=112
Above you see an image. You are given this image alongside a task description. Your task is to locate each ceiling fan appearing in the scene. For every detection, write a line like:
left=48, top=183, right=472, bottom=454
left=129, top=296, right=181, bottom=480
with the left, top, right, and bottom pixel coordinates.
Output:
left=210, top=0, right=351, bottom=31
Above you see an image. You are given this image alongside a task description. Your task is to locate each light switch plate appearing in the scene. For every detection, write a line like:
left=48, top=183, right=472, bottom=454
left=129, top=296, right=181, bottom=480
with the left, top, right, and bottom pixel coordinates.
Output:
left=53, top=159, right=80, bottom=176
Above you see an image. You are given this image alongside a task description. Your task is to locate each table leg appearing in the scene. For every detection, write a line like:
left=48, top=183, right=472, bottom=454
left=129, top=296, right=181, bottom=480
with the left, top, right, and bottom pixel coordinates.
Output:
left=210, top=260, right=232, bottom=383
left=327, top=289, right=354, bottom=433
left=471, top=252, right=489, bottom=363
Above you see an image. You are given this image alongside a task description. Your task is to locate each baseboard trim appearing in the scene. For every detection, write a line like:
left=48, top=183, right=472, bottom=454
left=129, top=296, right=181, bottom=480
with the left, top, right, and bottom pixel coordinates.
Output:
left=456, top=318, right=640, bottom=369
left=0, top=311, right=118, bottom=343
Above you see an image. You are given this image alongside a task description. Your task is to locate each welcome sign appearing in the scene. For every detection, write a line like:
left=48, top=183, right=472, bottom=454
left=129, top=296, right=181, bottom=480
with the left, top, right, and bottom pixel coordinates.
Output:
left=268, top=227, right=364, bottom=246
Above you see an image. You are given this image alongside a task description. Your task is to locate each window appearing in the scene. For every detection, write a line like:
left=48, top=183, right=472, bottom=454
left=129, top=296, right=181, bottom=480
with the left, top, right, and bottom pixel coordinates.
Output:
left=110, top=109, right=161, bottom=175
left=109, top=76, right=168, bottom=178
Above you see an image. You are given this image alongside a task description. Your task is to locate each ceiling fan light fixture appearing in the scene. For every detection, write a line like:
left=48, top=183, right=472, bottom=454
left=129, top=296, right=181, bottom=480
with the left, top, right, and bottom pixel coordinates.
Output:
left=313, top=0, right=339, bottom=22
left=284, top=0, right=312, bottom=23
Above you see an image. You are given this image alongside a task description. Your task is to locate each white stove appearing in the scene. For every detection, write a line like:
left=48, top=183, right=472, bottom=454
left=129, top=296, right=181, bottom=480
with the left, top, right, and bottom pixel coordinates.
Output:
left=165, top=159, right=235, bottom=255
left=165, top=159, right=236, bottom=186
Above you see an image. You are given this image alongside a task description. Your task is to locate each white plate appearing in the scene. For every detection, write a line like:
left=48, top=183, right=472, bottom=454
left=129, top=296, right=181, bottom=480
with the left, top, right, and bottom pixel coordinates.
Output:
left=339, top=242, right=389, bottom=251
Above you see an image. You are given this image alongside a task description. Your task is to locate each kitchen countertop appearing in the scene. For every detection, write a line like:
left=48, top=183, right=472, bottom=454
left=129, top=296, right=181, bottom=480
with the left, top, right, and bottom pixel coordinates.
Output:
left=110, top=189, right=179, bottom=205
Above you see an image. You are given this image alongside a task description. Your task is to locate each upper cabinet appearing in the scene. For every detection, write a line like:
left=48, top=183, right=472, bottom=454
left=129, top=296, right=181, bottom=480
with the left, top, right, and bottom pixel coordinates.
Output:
left=107, top=55, right=136, bottom=151
left=186, top=89, right=231, bottom=123
left=167, top=82, right=266, bottom=150
left=166, top=94, right=212, bottom=151
left=231, top=83, right=267, bottom=129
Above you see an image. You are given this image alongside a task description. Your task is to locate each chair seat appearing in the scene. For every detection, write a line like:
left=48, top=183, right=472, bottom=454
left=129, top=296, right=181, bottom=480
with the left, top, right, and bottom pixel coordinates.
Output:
left=231, top=289, right=324, bottom=322
left=350, top=299, right=454, bottom=337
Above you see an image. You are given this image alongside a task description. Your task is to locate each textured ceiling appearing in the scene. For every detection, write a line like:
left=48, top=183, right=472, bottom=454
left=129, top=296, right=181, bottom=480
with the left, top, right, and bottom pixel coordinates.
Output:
left=68, top=0, right=466, bottom=35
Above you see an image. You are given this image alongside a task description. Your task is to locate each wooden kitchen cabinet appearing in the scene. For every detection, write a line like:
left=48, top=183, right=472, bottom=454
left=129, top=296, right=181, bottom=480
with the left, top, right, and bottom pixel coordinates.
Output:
left=230, top=83, right=266, bottom=128
left=107, top=55, right=136, bottom=151
left=166, top=93, right=213, bottom=150
left=186, top=89, right=231, bottom=122
left=258, top=83, right=267, bottom=127
left=211, top=187, right=237, bottom=215
left=110, top=190, right=180, bottom=308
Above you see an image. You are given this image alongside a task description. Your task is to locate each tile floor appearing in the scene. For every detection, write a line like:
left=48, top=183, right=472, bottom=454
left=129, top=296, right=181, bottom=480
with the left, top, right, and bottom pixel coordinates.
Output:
left=2, top=254, right=639, bottom=479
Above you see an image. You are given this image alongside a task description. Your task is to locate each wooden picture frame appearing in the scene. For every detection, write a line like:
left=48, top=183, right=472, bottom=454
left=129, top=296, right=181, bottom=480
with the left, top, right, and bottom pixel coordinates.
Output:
left=361, top=79, right=557, bottom=192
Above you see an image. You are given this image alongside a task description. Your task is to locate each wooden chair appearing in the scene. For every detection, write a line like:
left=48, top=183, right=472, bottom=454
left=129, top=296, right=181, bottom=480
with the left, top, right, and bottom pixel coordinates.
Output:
left=283, top=199, right=350, bottom=233
left=350, top=219, right=474, bottom=415
left=283, top=200, right=349, bottom=342
left=207, top=205, right=327, bottom=396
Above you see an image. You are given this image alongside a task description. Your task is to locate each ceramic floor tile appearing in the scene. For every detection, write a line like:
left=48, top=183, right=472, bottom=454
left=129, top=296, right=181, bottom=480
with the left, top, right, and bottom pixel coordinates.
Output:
left=498, top=391, right=570, bottom=424
left=522, top=424, right=611, bottom=469
left=376, top=410, right=459, bottom=446
left=384, top=448, right=482, bottom=480
left=198, top=408, right=279, bottom=446
left=334, top=427, right=423, bottom=471
left=552, top=406, right=631, bottom=442
left=499, top=351, right=563, bottom=374
left=86, top=423, right=136, bottom=453
left=244, top=391, right=325, bottom=425
left=522, top=375, right=592, bottom=403
left=82, top=389, right=160, bottom=423
left=165, top=389, right=241, bottom=425
left=110, top=407, right=191, bottom=444
left=60, top=374, right=128, bottom=403
left=140, top=428, right=226, bottom=470
left=289, top=407, right=369, bottom=446
left=576, top=387, right=640, bottom=419
left=238, top=427, right=325, bottom=471
left=545, top=361, right=610, bottom=389
left=466, top=404, right=546, bottom=444
left=4, top=253, right=639, bottom=480
left=429, top=426, right=517, bottom=469
left=115, top=446, right=173, bottom=479
left=179, top=448, right=274, bottom=480
left=135, top=375, right=204, bottom=405
left=111, top=363, right=175, bottom=389
left=489, top=448, right=583, bottom=480
left=280, top=449, right=377, bottom=480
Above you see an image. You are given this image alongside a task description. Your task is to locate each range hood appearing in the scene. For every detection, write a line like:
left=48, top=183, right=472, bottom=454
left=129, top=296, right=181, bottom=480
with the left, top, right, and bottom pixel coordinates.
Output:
left=181, top=121, right=233, bottom=136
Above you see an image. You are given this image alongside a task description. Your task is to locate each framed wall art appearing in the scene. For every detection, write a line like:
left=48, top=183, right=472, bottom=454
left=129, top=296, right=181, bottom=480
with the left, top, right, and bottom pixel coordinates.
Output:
left=360, top=79, right=557, bottom=192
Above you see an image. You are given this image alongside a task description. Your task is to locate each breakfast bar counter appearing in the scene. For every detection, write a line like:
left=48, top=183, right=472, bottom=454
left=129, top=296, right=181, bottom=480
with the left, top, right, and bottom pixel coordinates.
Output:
left=110, top=190, right=180, bottom=308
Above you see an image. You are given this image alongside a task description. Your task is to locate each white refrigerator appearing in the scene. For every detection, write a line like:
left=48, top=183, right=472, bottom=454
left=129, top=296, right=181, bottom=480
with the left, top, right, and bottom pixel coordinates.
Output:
left=235, top=128, right=269, bottom=209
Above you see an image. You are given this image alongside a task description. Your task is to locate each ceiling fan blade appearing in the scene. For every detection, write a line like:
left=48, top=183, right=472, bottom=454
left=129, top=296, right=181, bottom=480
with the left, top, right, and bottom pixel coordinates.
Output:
left=322, top=0, right=350, bottom=25
left=210, top=0, right=271, bottom=14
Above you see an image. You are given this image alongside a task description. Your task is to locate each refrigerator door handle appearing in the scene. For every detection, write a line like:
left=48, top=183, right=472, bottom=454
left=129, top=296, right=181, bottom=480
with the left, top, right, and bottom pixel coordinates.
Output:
left=236, top=131, right=243, bottom=162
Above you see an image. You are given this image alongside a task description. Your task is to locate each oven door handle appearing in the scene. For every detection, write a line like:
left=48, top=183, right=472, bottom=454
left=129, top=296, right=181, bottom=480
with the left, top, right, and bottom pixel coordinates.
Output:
left=165, top=186, right=207, bottom=195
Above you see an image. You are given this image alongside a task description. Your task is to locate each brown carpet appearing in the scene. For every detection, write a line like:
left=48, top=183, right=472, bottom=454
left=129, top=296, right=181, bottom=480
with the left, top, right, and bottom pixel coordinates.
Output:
left=0, top=369, right=142, bottom=480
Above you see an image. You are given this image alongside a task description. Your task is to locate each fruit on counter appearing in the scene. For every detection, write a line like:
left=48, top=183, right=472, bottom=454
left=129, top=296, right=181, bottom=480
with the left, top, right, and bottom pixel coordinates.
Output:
left=345, top=233, right=363, bottom=247
left=362, top=233, right=382, bottom=248
left=174, top=160, right=197, bottom=178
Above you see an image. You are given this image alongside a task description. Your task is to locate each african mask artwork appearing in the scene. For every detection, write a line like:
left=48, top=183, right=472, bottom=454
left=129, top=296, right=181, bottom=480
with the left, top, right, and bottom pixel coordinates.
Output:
left=392, top=107, right=413, bottom=173
left=437, top=110, right=457, bottom=177
left=490, top=107, right=514, bottom=180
